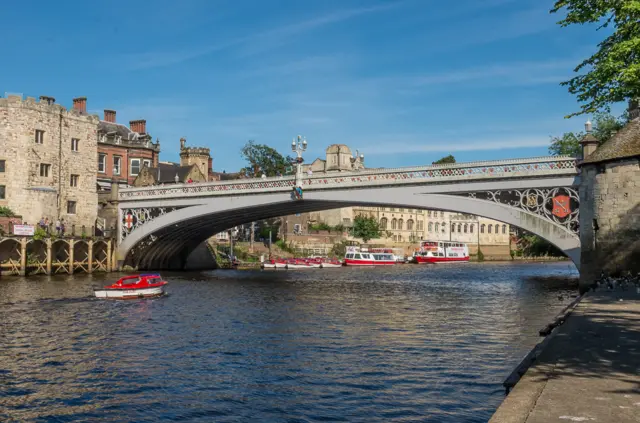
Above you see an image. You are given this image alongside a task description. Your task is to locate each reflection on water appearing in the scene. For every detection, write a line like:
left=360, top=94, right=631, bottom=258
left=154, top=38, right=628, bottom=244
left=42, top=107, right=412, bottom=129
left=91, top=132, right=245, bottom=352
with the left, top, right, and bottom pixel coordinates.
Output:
left=0, top=262, right=578, bottom=422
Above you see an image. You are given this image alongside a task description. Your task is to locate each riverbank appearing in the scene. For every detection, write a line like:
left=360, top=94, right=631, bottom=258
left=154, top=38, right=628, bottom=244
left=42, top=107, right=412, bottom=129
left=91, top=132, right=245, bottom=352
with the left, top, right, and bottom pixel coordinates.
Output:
left=490, top=290, right=640, bottom=423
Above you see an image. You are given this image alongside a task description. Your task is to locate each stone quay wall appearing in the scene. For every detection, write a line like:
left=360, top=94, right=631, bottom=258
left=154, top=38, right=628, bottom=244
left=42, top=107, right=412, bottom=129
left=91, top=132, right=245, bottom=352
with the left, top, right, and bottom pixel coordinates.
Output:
left=579, top=158, right=640, bottom=284
left=0, top=95, right=99, bottom=229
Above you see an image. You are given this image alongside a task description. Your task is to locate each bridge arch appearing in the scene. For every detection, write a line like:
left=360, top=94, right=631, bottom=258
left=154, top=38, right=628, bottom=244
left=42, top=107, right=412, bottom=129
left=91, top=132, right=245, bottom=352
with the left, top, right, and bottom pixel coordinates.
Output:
left=117, top=186, right=580, bottom=270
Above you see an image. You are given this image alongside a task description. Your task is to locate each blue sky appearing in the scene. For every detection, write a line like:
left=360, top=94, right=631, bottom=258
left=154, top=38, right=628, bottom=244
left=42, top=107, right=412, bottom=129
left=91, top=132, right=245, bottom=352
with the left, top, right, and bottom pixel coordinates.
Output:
left=1, top=0, right=622, bottom=170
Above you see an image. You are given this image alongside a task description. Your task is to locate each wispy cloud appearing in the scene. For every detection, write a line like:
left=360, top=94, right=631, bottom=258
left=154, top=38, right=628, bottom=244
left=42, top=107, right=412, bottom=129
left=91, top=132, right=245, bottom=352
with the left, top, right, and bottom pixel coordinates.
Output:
left=120, top=2, right=402, bottom=70
left=407, top=59, right=576, bottom=87
left=362, top=135, right=551, bottom=155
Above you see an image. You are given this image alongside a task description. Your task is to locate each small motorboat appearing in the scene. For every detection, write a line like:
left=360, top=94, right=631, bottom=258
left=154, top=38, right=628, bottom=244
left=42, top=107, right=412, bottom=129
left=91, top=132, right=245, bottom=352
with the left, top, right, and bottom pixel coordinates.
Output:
left=94, top=274, right=168, bottom=299
left=320, top=259, right=343, bottom=268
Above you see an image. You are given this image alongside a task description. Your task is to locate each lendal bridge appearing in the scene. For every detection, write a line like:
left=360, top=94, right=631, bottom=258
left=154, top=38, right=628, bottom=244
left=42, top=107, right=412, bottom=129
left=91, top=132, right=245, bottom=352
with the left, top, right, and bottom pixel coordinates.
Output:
left=114, top=155, right=580, bottom=271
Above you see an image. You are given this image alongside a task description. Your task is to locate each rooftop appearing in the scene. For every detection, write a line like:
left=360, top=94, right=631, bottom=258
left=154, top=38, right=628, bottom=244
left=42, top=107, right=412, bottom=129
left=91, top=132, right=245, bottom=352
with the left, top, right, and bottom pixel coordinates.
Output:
left=582, top=117, right=640, bottom=165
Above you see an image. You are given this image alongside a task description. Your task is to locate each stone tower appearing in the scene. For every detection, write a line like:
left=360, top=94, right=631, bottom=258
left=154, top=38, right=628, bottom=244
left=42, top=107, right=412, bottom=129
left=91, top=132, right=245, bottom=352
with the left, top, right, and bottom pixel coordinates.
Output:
left=325, top=144, right=354, bottom=171
left=179, top=137, right=211, bottom=179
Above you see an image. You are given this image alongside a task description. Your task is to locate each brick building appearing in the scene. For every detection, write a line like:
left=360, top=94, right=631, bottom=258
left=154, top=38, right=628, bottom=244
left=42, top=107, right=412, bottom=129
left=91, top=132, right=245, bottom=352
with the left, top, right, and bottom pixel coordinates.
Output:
left=97, top=109, right=160, bottom=189
left=0, top=94, right=99, bottom=229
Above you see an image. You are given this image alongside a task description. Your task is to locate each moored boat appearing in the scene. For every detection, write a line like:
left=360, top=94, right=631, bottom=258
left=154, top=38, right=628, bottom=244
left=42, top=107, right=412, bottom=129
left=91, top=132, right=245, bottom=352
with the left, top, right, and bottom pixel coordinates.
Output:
left=94, top=274, right=168, bottom=299
left=413, top=240, right=470, bottom=263
left=343, top=246, right=396, bottom=266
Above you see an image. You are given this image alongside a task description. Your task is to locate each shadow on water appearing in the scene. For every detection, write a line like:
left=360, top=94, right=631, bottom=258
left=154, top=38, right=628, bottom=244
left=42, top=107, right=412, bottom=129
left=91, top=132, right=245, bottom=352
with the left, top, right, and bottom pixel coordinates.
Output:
left=0, top=262, right=579, bottom=422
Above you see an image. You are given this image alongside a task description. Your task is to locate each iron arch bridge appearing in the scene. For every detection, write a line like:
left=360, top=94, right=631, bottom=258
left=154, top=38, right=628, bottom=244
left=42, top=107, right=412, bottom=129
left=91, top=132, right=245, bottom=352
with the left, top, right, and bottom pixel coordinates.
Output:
left=115, top=156, right=580, bottom=270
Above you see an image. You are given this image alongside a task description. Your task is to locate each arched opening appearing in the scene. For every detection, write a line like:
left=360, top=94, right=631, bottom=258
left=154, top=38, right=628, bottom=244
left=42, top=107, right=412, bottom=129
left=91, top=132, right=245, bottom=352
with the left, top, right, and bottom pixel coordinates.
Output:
left=73, top=240, right=90, bottom=273
left=118, top=190, right=579, bottom=271
left=0, top=239, right=22, bottom=275
left=380, top=217, right=388, bottom=230
left=26, top=239, right=47, bottom=275
left=51, top=240, right=70, bottom=274
left=93, top=240, right=109, bottom=272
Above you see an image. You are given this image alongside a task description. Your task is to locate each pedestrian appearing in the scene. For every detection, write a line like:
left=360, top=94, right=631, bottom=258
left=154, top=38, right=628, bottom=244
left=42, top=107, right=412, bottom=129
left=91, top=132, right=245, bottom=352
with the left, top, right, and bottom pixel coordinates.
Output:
left=55, top=219, right=61, bottom=235
left=39, top=217, right=45, bottom=229
left=60, top=219, right=65, bottom=236
left=261, top=173, right=267, bottom=179
left=307, top=168, right=313, bottom=177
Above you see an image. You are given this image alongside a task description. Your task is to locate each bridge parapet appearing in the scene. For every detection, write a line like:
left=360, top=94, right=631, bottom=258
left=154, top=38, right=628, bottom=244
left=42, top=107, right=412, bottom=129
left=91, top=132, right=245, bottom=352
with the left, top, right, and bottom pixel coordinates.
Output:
left=118, top=156, right=577, bottom=201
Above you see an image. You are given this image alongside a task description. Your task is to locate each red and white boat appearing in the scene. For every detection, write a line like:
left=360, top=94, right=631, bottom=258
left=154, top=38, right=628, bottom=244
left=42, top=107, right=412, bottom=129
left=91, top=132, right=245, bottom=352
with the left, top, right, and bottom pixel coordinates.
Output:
left=320, top=259, right=343, bottom=268
left=413, top=240, right=469, bottom=263
left=285, top=259, right=315, bottom=269
left=94, top=274, right=168, bottom=299
left=343, top=246, right=396, bottom=266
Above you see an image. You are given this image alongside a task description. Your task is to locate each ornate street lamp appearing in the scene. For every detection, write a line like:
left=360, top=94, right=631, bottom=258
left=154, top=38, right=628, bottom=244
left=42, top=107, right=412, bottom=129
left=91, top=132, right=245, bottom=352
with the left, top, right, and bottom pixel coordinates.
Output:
left=291, top=135, right=307, bottom=187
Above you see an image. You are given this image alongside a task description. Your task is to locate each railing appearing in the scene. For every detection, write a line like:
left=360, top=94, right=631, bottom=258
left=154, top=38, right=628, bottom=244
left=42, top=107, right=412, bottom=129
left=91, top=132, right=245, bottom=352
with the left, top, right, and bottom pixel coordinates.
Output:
left=118, top=156, right=578, bottom=201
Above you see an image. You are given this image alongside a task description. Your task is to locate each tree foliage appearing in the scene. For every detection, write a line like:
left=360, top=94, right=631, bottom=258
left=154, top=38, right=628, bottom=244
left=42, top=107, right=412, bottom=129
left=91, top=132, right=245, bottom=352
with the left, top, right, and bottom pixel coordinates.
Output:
left=350, top=215, right=381, bottom=243
left=0, top=206, right=16, bottom=217
left=548, top=112, right=627, bottom=156
left=516, top=234, right=565, bottom=257
left=432, top=154, right=456, bottom=164
left=550, top=1, right=640, bottom=117
left=240, top=140, right=293, bottom=177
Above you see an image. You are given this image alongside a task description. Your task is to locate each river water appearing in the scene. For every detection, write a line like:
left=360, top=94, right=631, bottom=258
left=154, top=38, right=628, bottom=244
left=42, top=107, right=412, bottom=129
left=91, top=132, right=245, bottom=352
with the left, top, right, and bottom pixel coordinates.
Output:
left=0, top=262, right=578, bottom=422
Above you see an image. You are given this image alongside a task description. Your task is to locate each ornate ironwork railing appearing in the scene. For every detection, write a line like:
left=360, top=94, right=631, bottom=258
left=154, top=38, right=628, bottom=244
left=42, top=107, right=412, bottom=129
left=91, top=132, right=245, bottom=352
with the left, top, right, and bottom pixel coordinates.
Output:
left=118, top=156, right=578, bottom=201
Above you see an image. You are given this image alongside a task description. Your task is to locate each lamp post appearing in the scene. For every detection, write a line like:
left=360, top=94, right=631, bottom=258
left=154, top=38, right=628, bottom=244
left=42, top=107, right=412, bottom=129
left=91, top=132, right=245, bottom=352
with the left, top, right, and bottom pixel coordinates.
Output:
left=291, top=135, right=307, bottom=188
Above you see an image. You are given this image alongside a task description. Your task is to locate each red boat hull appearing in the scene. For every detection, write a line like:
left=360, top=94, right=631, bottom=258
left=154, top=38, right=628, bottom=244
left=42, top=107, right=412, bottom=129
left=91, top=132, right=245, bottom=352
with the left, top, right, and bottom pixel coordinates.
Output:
left=344, top=259, right=396, bottom=266
left=414, top=256, right=469, bottom=263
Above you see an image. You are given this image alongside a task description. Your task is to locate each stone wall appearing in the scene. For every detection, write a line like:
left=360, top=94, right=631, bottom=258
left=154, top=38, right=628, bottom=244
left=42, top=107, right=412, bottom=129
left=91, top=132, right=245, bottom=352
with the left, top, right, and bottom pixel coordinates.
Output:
left=580, top=158, right=640, bottom=284
left=0, top=95, right=99, bottom=228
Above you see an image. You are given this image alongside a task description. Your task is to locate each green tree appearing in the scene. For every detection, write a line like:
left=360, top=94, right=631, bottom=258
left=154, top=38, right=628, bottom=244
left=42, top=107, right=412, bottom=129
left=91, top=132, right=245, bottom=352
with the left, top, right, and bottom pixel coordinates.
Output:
left=240, top=140, right=293, bottom=177
left=549, top=112, right=627, bottom=156
left=0, top=206, right=16, bottom=217
left=351, top=215, right=381, bottom=242
left=432, top=154, right=456, bottom=164
left=550, top=1, right=640, bottom=117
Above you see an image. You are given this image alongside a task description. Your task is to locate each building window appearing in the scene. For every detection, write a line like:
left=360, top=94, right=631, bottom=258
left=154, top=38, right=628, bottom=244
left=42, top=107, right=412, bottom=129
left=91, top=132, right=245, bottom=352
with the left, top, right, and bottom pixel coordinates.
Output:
left=67, top=201, right=77, bottom=214
left=488, top=224, right=492, bottom=234
left=398, top=219, right=404, bottom=230
left=441, top=222, right=446, bottom=232
left=417, top=220, right=423, bottom=231
left=35, top=129, right=44, bottom=144
left=0, top=159, right=5, bottom=172
left=434, top=222, right=439, bottom=232
left=495, top=224, right=500, bottom=233
left=428, top=222, right=433, bottom=232
left=391, top=219, right=397, bottom=230
left=470, top=224, right=474, bottom=233
left=502, top=224, right=507, bottom=234
left=393, top=235, right=397, bottom=241
left=390, top=208, right=396, bottom=212
left=440, top=211, right=444, bottom=218
left=398, top=235, right=403, bottom=242
left=427, top=210, right=431, bottom=217
left=399, top=208, right=404, bottom=212
left=380, top=217, right=388, bottom=230
left=71, top=138, right=79, bottom=151
left=113, top=156, right=122, bottom=175
left=130, top=159, right=141, bottom=176
left=481, top=224, right=485, bottom=233
left=343, top=218, right=351, bottom=225
left=98, top=153, right=106, bottom=173
left=143, top=159, right=151, bottom=169
left=0, top=185, right=5, bottom=199
left=451, top=223, right=456, bottom=233
left=40, top=163, right=51, bottom=177
left=457, top=223, right=462, bottom=233
left=464, top=224, right=468, bottom=233
left=407, top=219, right=414, bottom=230
left=70, top=174, right=79, bottom=187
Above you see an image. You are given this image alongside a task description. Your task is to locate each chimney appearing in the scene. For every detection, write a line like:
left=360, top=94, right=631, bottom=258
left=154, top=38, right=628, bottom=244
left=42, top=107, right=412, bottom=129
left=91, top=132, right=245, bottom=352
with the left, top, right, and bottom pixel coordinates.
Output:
left=208, top=157, right=213, bottom=172
left=180, top=137, right=186, bottom=150
left=72, top=97, right=87, bottom=113
left=129, top=119, right=146, bottom=134
left=39, top=96, right=55, bottom=105
left=104, top=109, right=116, bottom=123
left=629, top=99, right=639, bottom=120
left=580, top=120, right=599, bottom=159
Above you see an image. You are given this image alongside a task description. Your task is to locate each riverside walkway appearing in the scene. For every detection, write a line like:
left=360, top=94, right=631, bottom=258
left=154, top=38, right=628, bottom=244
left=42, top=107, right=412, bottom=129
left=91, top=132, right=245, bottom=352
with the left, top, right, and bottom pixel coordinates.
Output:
left=490, top=290, right=640, bottom=422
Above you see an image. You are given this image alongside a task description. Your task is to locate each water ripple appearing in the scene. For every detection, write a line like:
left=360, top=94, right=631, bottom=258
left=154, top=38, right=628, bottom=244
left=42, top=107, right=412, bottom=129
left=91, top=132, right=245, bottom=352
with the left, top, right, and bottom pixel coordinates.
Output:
left=0, top=262, right=578, bottom=422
